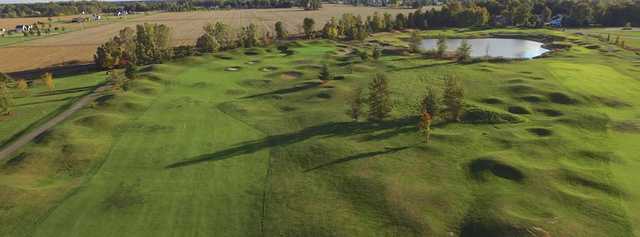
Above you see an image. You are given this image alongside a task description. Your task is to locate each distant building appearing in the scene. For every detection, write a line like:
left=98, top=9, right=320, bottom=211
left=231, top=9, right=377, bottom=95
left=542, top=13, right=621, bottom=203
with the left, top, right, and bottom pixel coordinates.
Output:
left=15, top=25, right=33, bottom=32
left=0, top=28, right=6, bottom=35
left=549, top=15, right=564, bottom=27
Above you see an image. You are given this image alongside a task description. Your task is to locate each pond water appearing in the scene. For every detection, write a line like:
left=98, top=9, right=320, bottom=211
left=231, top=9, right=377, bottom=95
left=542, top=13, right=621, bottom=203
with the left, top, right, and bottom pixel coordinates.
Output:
left=420, top=38, right=549, bottom=59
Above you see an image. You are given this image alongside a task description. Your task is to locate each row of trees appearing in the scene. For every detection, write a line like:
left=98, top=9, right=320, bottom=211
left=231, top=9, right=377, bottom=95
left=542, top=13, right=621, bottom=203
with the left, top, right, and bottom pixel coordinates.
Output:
left=345, top=73, right=465, bottom=143
left=94, top=23, right=173, bottom=70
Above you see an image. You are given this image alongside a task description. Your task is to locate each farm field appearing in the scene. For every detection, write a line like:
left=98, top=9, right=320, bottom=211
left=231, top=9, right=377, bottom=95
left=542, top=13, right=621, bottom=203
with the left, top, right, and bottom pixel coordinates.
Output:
left=568, top=27, right=640, bottom=49
left=0, top=5, right=414, bottom=73
left=1, top=28, right=640, bottom=236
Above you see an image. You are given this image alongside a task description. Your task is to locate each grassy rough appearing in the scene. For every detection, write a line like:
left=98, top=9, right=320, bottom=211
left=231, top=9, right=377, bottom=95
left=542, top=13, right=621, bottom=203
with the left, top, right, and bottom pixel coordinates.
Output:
left=1, top=29, right=640, bottom=237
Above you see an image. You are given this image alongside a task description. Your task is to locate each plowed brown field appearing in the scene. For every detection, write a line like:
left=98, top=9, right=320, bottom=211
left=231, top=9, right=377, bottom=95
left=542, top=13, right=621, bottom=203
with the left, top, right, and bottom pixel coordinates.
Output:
left=0, top=5, right=414, bottom=72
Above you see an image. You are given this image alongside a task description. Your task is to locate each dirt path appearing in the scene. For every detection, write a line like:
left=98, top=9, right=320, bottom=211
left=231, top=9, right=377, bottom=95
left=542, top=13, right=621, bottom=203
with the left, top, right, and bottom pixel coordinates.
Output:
left=0, top=85, right=110, bottom=162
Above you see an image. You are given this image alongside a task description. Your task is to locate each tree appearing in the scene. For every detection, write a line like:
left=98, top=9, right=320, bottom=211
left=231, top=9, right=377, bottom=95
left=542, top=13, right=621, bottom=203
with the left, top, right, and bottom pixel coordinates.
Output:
left=367, top=73, right=392, bottom=121
left=16, top=79, right=29, bottom=97
left=196, top=32, right=220, bottom=53
left=275, top=21, right=288, bottom=40
left=436, top=34, right=447, bottom=58
left=318, top=63, right=331, bottom=81
left=420, top=86, right=439, bottom=118
left=240, top=23, right=259, bottom=48
left=322, top=17, right=339, bottom=40
left=409, top=31, right=421, bottom=53
left=372, top=46, right=381, bottom=60
left=41, top=72, right=54, bottom=91
left=456, top=39, right=472, bottom=62
left=125, top=63, right=138, bottom=80
left=303, top=17, right=315, bottom=39
left=443, top=75, right=464, bottom=122
left=135, top=23, right=173, bottom=65
left=418, top=111, right=433, bottom=143
left=0, top=73, right=13, bottom=115
left=346, top=86, right=364, bottom=121
left=109, top=70, right=126, bottom=91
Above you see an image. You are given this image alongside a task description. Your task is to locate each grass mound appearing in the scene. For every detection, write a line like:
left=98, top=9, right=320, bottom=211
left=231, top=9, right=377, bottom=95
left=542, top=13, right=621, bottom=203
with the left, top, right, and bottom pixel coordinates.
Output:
left=225, top=89, right=246, bottom=96
left=462, top=106, right=524, bottom=124
left=610, top=120, right=640, bottom=133
left=280, top=71, right=304, bottom=80
left=508, top=105, right=532, bottom=115
left=536, top=108, right=563, bottom=117
left=518, top=95, right=546, bottom=103
left=73, top=113, right=123, bottom=131
left=562, top=171, right=623, bottom=196
left=526, top=127, right=553, bottom=137
left=481, top=97, right=504, bottom=104
left=259, top=66, right=278, bottom=72
left=225, top=66, right=242, bottom=71
left=548, top=92, right=578, bottom=104
left=576, top=150, right=618, bottom=163
left=506, top=84, right=536, bottom=94
left=468, top=158, right=525, bottom=182
left=239, top=79, right=272, bottom=88
left=460, top=217, right=531, bottom=237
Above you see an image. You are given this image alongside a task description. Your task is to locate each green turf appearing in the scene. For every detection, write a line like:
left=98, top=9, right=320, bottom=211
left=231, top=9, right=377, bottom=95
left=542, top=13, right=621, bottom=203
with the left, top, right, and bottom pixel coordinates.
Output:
left=1, top=29, right=640, bottom=237
left=0, top=73, right=106, bottom=145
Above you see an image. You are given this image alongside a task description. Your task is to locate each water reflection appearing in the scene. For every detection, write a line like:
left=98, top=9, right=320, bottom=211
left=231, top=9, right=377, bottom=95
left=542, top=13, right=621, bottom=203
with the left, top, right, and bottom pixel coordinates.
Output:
left=420, top=38, right=549, bottom=59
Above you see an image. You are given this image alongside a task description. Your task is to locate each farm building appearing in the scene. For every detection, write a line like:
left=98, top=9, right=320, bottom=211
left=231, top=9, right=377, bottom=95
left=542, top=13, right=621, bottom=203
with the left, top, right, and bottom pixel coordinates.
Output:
left=549, top=15, right=564, bottom=27
left=15, top=25, right=33, bottom=32
left=0, top=28, right=6, bottom=35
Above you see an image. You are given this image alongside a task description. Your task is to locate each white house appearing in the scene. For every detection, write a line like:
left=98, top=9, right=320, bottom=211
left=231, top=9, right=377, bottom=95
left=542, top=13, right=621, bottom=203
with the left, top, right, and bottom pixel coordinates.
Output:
left=15, top=25, right=33, bottom=32
left=0, top=28, right=6, bottom=35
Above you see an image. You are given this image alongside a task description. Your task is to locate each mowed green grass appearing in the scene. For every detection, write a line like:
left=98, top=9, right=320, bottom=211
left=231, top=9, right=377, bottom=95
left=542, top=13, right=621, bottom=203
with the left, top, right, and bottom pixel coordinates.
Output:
left=568, top=27, right=640, bottom=49
left=0, top=73, right=106, bottom=144
left=2, top=29, right=640, bottom=236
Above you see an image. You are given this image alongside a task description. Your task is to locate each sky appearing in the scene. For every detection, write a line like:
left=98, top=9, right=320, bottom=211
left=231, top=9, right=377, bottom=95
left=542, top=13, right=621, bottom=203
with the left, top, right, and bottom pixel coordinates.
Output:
left=0, top=0, right=139, bottom=3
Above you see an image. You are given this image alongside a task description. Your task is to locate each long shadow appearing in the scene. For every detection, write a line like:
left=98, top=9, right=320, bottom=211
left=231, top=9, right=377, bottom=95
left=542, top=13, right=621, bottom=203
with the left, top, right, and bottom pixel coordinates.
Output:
left=242, top=82, right=321, bottom=99
left=388, top=61, right=456, bottom=72
left=35, top=85, right=96, bottom=97
left=15, top=96, right=73, bottom=107
left=165, top=117, right=417, bottom=169
left=304, top=146, right=410, bottom=172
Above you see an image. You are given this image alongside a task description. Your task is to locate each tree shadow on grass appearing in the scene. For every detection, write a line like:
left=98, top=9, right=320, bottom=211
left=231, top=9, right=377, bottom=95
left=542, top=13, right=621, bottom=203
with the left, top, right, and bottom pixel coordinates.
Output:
left=304, top=146, right=411, bottom=172
left=242, top=81, right=322, bottom=99
left=15, top=96, right=73, bottom=107
left=388, top=61, right=456, bottom=72
left=35, top=85, right=96, bottom=97
left=165, top=117, right=417, bottom=169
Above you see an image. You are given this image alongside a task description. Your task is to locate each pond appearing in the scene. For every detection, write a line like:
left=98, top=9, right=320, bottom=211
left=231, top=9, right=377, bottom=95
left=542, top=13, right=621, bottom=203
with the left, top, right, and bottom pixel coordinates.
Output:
left=420, top=38, right=550, bottom=59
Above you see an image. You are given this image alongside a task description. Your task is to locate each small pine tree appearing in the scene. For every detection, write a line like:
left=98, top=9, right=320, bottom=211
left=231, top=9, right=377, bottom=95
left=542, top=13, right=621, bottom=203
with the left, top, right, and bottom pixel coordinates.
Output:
left=372, top=46, right=381, bottom=60
left=125, top=64, right=137, bottom=80
left=456, top=39, right=472, bottom=62
left=346, top=86, right=364, bottom=121
left=16, top=79, right=29, bottom=97
left=367, top=73, right=392, bottom=121
left=436, top=35, right=447, bottom=58
left=409, top=31, right=422, bottom=53
left=442, top=75, right=464, bottom=122
left=319, top=64, right=331, bottom=81
left=303, top=18, right=315, bottom=39
left=0, top=74, right=13, bottom=115
left=109, top=70, right=126, bottom=91
left=41, top=72, right=54, bottom=91
left=275, top=21, right=288, bottom=40
left=420, top=87, right=439, bottom=119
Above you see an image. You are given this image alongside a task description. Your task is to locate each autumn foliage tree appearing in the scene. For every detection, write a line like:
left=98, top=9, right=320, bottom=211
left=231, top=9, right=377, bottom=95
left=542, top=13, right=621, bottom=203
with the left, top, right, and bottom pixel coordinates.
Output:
left=16, top=79, right=29, bottom=97
left=41, top=72, right=54, bottom=91
left=367, top=73, right=392, bottom=122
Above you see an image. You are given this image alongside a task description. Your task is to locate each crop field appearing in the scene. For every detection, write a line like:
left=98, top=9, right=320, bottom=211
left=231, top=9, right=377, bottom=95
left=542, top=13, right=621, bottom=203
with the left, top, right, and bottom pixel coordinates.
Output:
left=1, top=28, right=640, bottom=236
left=0, top=5, right=414, bottom=73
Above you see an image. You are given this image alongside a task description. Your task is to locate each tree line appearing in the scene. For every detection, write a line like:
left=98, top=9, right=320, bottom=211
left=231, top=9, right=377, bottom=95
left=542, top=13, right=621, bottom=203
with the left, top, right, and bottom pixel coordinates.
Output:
left=0, top=0, right=320, bottom=18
